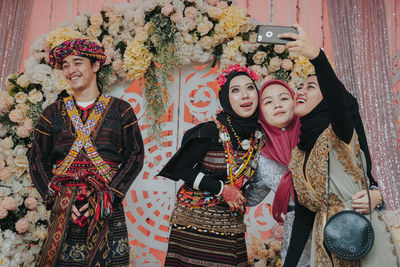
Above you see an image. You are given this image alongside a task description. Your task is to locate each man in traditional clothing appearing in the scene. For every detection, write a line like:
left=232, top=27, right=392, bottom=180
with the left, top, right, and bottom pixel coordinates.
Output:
left=29, top=38, right=144, bottom=267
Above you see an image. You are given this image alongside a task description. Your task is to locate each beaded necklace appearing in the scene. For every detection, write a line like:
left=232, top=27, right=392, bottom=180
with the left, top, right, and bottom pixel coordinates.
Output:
left=215, top=120, right=264, bottom=188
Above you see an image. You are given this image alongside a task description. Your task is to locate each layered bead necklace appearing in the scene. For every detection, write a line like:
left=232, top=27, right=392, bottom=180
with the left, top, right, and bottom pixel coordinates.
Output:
left=216, top=119, right=264, bottom=187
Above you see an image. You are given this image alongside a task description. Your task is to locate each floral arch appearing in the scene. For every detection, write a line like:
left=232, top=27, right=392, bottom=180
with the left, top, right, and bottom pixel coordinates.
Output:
left=0, top=0, right=318, bottom=266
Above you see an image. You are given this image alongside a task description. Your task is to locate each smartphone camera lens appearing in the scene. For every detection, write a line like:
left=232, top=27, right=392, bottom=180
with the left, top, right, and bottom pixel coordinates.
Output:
left=266, top=31, right=273, bottom=38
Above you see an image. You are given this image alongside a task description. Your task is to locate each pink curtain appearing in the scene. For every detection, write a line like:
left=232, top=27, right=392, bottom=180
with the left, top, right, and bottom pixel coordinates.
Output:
left=0, top=0, right=32, bottom=91
left=327, top=0, right=400, bottom=210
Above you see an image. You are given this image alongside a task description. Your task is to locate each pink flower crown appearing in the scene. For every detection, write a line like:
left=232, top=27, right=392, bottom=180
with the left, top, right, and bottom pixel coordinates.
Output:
left=216, top=64, right=259, bottom=90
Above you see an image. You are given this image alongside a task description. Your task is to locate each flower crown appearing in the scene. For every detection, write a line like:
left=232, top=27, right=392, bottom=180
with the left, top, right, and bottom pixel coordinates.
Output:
left=217, top=64, right=259, bottom=90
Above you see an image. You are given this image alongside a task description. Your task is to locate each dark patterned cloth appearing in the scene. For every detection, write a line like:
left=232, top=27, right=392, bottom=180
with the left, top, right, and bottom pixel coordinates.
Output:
left=29, top=96, right=144, bottom=266
left=165, top=227, right=247, bottom=267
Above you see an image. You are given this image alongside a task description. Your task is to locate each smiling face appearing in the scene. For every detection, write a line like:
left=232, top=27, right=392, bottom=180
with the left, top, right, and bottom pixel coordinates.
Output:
left=294, top=75, right=323, bottom=117
left=61, top=55, right=100, bottom=92
left=260, top=84, right=295, bottom=128
left=228, top=75, right=258, bottom=118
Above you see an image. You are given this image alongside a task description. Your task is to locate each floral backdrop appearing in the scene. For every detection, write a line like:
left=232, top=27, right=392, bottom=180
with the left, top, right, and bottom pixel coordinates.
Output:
left=0, top=0, right=399, bottom=266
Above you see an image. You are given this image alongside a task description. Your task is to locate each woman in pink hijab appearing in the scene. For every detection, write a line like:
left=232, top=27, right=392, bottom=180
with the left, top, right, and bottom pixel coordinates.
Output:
left=246, top=79, right=311, bottom=266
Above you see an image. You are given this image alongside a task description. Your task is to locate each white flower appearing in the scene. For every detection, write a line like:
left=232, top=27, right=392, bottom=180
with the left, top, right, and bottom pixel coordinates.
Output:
left=133, top=7, right=145, bottom=26
left=14, top=92, right=28, bottom=104
left=28, top=89, right=43, bottom=104
left=199, top=36, right=214, bottom=51
left=32, top=225, right=48, bottom=241
left=0, top=185, right=11, bottom=198
left=73, top=14, right=89, bottom=32
left=252, top=51, right=267, bottom=65
left=86, top=25, right=102, bottom=38
left=172, top=0, right=185, bottom=12
left=30, top=64, right=52, bottom=83
left=143, top=0, right=157, bottom=11
left=24, top=57, right=39, bottom=72
left=268, top=57, right=282, bottom=73
left=14, top=145, right=28, bottom=157
left=192, top=43, right=212, bottom=63
left=90, top=14, right=103, bottom=27
left=0, top=137, right=14, bottom=150
left=25, top=210, right=40, bottom=223
left=0, top=91, right=15, bottom=114
left=0, top=123, right=6, bottom=138
left=240, top=42, right=259, bottom=53
left=29, top=34, right=49, bottom=54
left=197, top=16, right=213, bottom=36
left=16, top=74, right=31, bottom=88
left=176, top=17, right=194, bottom=32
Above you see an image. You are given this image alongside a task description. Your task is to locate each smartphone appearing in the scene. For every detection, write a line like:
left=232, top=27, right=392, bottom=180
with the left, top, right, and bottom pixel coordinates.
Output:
left=256, top=25, right=298, bottom=45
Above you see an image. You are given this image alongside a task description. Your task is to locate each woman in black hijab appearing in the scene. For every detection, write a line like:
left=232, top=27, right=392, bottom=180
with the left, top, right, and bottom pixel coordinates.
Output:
left=280, top=25, right=400, bottom=266
left=158, top=65, right=264, bottom=267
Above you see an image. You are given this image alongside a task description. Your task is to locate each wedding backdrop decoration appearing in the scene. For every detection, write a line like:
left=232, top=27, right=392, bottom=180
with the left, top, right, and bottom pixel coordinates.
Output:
left=0, top=1, right=314, bottom=265
left=1, top=0, right=399, bottom=266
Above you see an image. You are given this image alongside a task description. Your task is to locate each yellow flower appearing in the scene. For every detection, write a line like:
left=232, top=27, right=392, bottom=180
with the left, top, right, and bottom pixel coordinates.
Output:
left=47, top=26, right=84, bottom=48
left=218, top=6, right=249, bottom=38
left=292, top=55, right=316, bottom=79
left=123, top=40, right=153, bottom=80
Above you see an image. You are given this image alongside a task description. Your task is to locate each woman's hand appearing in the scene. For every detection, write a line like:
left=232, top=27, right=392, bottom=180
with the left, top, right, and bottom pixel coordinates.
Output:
left=278, top=24, right=320, bottom=60
left=222, top=184, right=247, bottom=211
left=352, top=189, right=382, bottom=214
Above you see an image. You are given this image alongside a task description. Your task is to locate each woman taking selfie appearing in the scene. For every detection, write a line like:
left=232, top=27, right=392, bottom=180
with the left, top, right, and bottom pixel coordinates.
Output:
left=158, top=65, right=264, bottom=266
left=246, top=79, right=311, bottom=266
left=281, top=25, right=400, bottom=266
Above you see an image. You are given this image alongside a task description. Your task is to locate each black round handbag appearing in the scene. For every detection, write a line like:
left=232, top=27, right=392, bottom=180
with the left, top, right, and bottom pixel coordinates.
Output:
left=323, top=210, right=374, bottom=260
left=323, top=158, right=374, bottom=260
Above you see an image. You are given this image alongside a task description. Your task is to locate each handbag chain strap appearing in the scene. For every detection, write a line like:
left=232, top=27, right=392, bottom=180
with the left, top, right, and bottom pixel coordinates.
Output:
left=325, top=156, right=372, bottom=222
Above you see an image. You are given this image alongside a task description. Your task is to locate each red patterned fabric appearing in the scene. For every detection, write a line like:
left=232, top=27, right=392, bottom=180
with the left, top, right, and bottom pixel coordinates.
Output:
left=49, top=38, right=106, bottom=69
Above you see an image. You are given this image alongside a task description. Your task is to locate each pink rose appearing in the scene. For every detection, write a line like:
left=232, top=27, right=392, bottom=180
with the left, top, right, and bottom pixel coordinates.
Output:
left=207, top=7, right=222, bottom=20
left=0, top=91, right=14, bottom=113
left=2, top=197, right=17, bottom=211
left=0, top=159, right=5, bottom=170
left=16, top=125, right=32, bottom=138
left=281, top=58, right=293, bottom=71
left=274, top=44, right=286, bottom=54
left=112, top=59, right=124, bottom=72
left=15, top=218, right=31, bottom=234
left=206, top=0, right=218, bottom=6
left=0, top=206, right=8, bottom=219
left=161, top=4, right=174, bottom=16
left=0, top=167, right=12, bottom=181
left=8, top=108, right=25, bottom=124
left=184, top=6, right=198, bottom=20
left=216, top=1, right=228, bottom=9
left=271, top=224, right=284, bottom=242
left=24, top=197, right=38, bottom=210
left=170, top=11, right=183, bottom=23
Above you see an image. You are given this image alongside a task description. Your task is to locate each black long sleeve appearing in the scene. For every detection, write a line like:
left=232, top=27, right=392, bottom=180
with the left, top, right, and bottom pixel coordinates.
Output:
left=311, top=50, right=354, bottom=144
left=158, top=122, right=225, bottom=195
left=173, top=138, right=224, bottom=194
left=283, top=192, right=315, bottom=267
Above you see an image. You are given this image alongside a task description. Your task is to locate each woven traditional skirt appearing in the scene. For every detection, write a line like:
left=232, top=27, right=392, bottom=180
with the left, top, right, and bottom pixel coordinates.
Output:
left=165, top=203, right=248, bottom=267
left=56, top=205, right=130, bottom=267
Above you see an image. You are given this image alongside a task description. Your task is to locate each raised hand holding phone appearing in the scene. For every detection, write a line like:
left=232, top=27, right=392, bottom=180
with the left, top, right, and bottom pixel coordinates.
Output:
left=279, top=24, right=320, bottom=60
